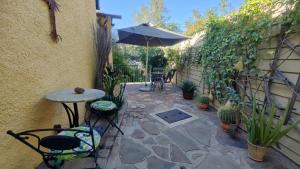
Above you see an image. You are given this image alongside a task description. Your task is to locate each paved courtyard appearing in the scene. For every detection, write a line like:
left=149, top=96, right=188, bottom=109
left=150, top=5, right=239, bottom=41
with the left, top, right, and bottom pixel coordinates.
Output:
left=103, top=84, right=299, bottom=169
left=38, top=83, right=299, bottom=169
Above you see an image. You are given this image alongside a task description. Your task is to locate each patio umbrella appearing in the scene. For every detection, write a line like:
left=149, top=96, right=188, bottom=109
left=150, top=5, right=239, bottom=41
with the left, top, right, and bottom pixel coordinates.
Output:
left=117, top=23, right=188, bottom=91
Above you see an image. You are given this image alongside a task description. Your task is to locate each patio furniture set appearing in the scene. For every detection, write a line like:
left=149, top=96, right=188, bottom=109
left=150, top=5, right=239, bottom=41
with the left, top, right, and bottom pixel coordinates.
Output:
left=7, top=86, right=126, bottom=169
left=150, top=68, right=176, bottom=91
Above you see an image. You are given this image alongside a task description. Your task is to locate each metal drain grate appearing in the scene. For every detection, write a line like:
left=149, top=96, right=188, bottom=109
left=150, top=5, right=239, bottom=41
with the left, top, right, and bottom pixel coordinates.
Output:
left=156, top=109, right=192, bottom=124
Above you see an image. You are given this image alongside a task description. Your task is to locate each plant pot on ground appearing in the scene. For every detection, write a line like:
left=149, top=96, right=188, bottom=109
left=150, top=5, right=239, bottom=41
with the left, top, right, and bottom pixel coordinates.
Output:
left=217, top=108, right=239, bottom=132
left=179, top=80, right=196, bottom=100
left=243, top=96, right=300, bottom=162
left=196, top=96, right=209, bottom=110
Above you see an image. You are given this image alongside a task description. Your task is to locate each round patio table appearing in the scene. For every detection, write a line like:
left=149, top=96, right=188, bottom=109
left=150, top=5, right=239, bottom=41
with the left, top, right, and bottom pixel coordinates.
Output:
left=46, top=89, right=105, bottom=128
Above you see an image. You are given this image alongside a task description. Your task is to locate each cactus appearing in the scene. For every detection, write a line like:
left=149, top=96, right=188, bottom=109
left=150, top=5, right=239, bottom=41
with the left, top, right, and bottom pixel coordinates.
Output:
left=218, top=108, right=237, bottom=124
left=196, top=96, right=209, bottom=104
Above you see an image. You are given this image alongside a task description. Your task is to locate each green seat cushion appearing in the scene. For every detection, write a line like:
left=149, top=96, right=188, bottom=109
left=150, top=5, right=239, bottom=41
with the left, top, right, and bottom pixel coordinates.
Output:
left=54, top=127, right=101, bottom=161
left=91, top=100, right=117, bottom=111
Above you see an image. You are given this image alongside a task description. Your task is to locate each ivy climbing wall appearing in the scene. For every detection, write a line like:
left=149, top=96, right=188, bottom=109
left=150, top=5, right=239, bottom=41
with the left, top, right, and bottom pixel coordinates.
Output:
left=176, top=25, right=300, bottom=165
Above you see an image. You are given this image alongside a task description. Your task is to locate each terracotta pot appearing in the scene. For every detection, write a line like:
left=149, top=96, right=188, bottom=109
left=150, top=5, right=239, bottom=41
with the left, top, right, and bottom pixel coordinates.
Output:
left=248, top=142, right=269, bottom=162
left=220, top=121, right=231, bottom=132
left=182, top=91, right=194, bottom=100
left=198, top=103, right=209, bottom=110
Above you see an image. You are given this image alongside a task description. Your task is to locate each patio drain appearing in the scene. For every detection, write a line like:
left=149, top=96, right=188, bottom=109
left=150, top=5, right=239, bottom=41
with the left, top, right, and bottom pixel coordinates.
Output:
left=151, top=108, right=198, bottom=128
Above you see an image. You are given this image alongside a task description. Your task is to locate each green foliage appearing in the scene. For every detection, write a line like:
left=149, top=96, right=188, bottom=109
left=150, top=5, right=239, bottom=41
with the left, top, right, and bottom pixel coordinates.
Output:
left=163, top=48, right=181, bottom=67
left=103, top=84, right=126, bottom=110
left=103, top=67, right=126, bottom=109
left=196, top=96, right=210, bottom=104
left=134, top=0, right=180, bottom=32
left=185, top=9, right=219, bottom=36
left=193, top=0, right=276, bottom=104
left=137, top=47, right=164, bottom=68
left=243, top=96, right=300, bottom=147
left=103, top=66, right=122, bottom=96
left=179, top=80, right=197, bottom=92
left=181, top=0, right=300, bottom=105
left=149, top=55, right=168, bottom=68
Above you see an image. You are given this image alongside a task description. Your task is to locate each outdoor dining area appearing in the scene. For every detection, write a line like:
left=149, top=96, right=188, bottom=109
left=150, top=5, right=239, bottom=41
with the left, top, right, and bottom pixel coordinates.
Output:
left=7, top=85, right=126, bottom=169
left=5, top=20, right=300, bottom=169
left=3, top=0, right=300, bottom=168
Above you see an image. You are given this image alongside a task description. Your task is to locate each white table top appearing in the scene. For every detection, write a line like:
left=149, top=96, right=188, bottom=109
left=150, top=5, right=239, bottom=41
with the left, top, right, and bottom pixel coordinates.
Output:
left=46, top=89, right=105, bottom=103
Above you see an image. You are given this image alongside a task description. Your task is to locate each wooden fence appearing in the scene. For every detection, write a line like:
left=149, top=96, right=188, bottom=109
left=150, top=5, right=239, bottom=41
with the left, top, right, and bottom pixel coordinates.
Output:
left=176, top=25, right=300, bottom=165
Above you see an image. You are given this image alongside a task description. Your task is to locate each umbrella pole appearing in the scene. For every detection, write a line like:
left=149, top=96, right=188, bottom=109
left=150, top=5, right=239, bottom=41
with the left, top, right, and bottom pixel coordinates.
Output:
left=145, top=41, right=149, bottom=87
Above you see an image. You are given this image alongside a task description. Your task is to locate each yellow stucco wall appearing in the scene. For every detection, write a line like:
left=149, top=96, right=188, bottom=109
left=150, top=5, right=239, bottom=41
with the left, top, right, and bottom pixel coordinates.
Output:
left=0, top=0, right=96, bottom=168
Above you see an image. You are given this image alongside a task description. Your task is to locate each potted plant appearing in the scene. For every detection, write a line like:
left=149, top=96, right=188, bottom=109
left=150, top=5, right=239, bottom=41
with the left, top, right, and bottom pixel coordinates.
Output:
left=179, top=80, right=196, bottom=100
left=218, top=108, right=238, bottom=132
left=196, top=96, right=209, bottom=110
left=243, top=97, right=300, bottom=162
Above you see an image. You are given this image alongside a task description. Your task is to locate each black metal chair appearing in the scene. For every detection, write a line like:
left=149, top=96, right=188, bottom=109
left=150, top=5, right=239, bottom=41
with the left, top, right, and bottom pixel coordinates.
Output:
left=7, top=126, right=101, bottom=169
left=164, top=69, right=176, bottom=83
left=85, top=83, right=126, bottom=136
left=151, top=67, right=165, bottom=90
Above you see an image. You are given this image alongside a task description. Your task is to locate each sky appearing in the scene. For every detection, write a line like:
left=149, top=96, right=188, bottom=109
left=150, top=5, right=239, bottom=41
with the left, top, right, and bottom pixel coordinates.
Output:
left=100, top=0, right=245, bottom=32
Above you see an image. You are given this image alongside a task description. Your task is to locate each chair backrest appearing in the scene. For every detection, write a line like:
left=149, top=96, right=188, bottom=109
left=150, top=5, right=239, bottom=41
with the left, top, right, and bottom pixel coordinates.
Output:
left=152, top=67, right=164, bottom=73
left=7, top=128, right=96, bottom=168
left=164, top=69, right=176, bottom=83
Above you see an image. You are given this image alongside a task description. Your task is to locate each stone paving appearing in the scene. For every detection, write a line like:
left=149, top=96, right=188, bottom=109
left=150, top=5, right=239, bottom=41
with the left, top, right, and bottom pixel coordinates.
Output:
left=104, top=84, right=299, bottom=169
left=38, top=83, right=300, bottom=169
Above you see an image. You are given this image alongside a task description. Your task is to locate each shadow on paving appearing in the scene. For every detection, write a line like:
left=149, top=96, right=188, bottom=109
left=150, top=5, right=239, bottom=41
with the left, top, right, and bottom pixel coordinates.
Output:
left=38, top=83, right=300, bottom=169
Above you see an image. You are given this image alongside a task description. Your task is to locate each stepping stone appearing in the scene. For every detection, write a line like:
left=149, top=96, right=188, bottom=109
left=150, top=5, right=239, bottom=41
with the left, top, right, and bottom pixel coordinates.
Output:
left=119, top=138, right=151, bottom=164
left=163, top=129, right=199, bottom=152
left=183, top=119, right=211, bottom=146
left=143, top=137, right=157, bottom=145
left=194, top=153, right=240, bottom=169
left=147, top=156, right=175, bottom=169
left=192, top=152, right=206, bottom=160
left=98, top=148, right=110, bottom=158
left=114, top=165, right=138, bottom=169
left=152, top=146, right=169, bottom=159
left=170, top=144, right=191, bottom=164
left=155, top=135, right=172, bottom=146
left=131, top=129, right=146, bottom=139
left=140, top=121, right=160, bottom=135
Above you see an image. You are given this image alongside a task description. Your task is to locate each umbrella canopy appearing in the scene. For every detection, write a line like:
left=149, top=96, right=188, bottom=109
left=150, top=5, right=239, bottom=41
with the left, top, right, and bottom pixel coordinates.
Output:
left=117, top=23, right=188, bottom=91
left=117, top=23, right=188, bottom=46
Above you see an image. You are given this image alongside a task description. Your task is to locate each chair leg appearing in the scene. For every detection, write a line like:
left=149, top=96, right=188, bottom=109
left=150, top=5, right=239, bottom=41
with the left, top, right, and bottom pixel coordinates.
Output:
left=105, top=117, right=124, bottom=135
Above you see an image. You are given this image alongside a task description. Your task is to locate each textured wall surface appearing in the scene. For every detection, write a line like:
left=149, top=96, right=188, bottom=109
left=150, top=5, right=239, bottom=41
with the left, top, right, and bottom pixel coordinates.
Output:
left=0, top=0, right=96, bottom=168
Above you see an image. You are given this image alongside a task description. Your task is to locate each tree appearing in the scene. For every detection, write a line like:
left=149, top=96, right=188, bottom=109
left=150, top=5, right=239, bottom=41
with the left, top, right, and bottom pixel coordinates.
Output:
left=134, top=0, right=180, bottom=32
left=185, top=9, right=217, bottom=36
left=134, top=0, right=166, bottom=26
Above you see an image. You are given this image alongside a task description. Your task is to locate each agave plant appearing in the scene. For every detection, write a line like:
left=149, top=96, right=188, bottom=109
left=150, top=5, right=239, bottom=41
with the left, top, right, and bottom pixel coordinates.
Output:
left=179, top=80, right=196, bottom=92
left=243, top=96, right=300, bottom=147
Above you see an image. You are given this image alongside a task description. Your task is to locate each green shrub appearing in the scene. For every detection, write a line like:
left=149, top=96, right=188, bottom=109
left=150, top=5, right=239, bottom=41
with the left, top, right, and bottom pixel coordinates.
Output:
left=179, top=80, right=196, bottom=92
left=149, top=55, right=168, bottom=68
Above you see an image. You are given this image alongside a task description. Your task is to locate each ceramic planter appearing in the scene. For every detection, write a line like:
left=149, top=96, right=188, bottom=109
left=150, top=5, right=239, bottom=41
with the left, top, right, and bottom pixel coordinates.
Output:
left=220, top=121, right=231, bottom=132
left=182, top=91, right=194, bottom=100
left=247, top=142, right=269, bottom=162
left=198, top=103, right=209, bottom=110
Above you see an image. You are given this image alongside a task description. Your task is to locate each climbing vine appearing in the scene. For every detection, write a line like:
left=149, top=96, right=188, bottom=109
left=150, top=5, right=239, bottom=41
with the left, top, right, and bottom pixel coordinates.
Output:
left=182, top=0, right=300, bottom=105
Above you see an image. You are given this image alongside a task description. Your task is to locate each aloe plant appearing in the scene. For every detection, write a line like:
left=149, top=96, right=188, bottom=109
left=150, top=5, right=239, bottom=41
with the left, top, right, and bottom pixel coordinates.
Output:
left=243, top=96, right=300, bottom=147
